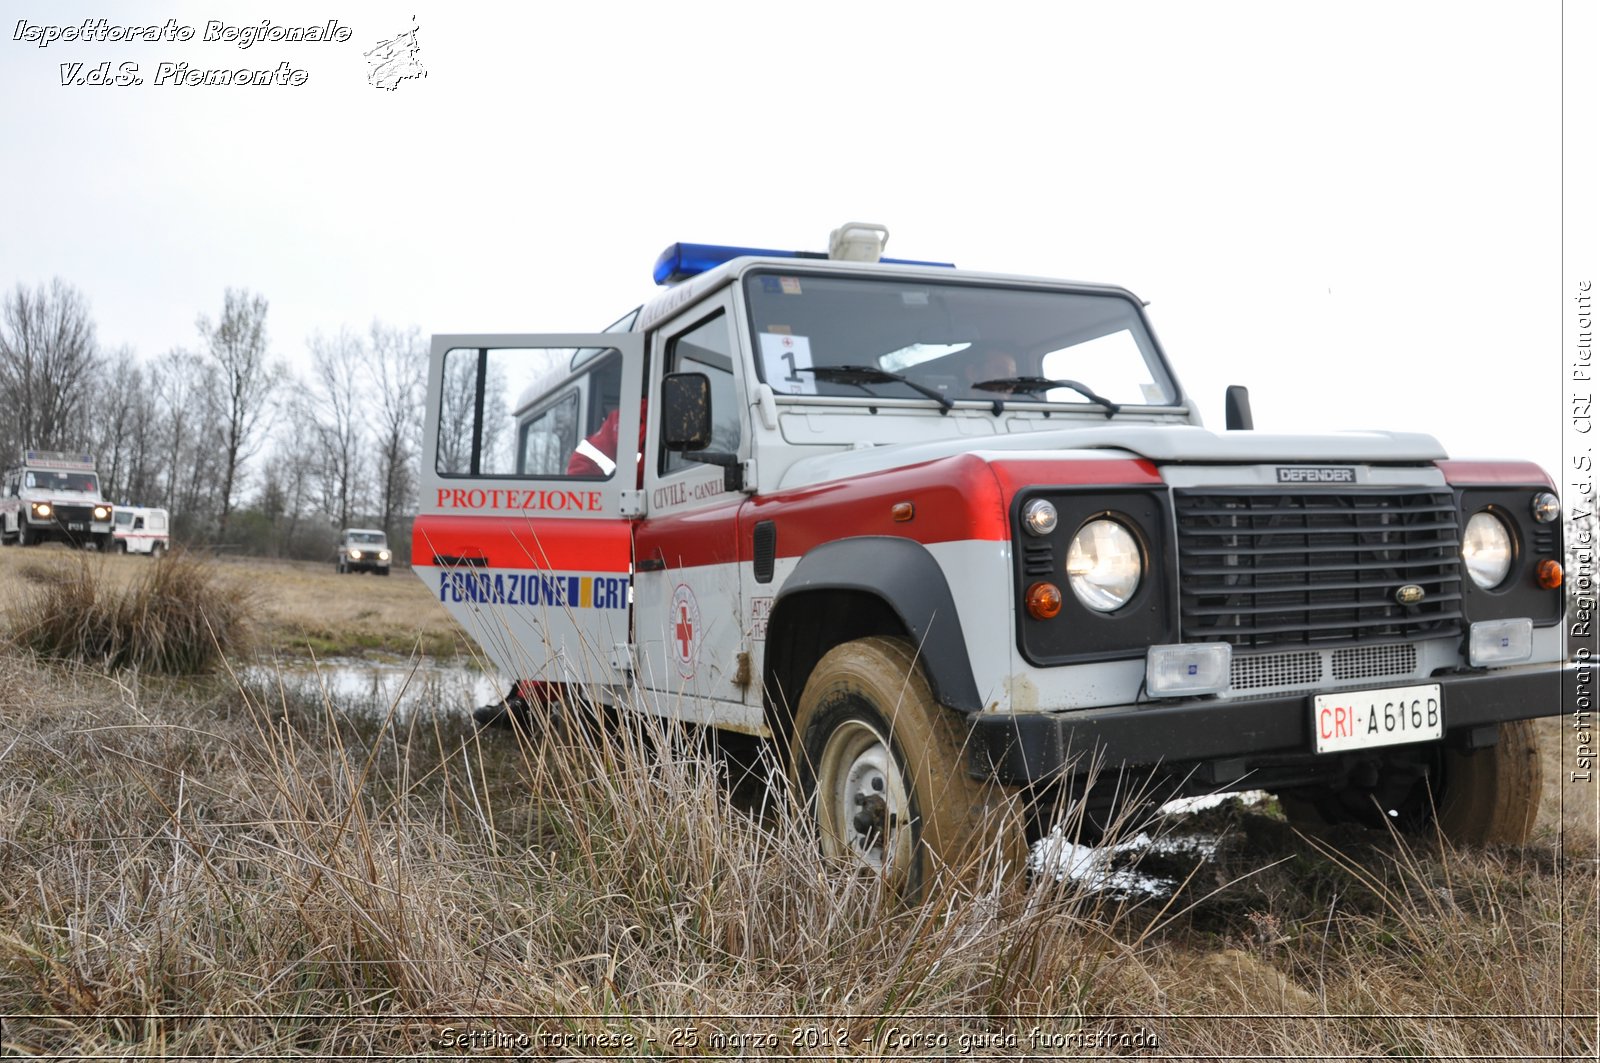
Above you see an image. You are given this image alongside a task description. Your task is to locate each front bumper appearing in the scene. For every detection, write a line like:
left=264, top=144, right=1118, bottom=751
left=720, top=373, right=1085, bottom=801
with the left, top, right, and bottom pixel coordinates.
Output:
left=968, top=664, right=1569, bottom=786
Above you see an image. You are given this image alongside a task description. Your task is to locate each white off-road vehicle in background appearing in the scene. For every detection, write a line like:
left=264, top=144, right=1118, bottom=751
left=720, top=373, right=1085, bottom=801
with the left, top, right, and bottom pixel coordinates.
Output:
left=413, top=223, right=1570, bottom=896
left=337, top=528, right=392, bottom=575
left=111, top=505, right=170, bottom=556
left=0, top=450, right=114, bottom=550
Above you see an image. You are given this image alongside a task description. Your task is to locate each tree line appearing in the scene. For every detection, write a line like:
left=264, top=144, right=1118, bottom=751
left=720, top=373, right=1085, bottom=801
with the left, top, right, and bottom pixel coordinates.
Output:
left=0, top=278, right=426, bottom=561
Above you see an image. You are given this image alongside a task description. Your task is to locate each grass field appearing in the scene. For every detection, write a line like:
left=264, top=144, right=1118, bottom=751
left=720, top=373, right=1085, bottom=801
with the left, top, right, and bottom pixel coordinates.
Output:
left=0, top=547, right=1595, bottom=1057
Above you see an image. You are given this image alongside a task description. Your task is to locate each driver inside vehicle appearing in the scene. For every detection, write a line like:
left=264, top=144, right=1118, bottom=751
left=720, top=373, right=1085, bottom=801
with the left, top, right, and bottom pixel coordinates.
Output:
left=963, top=346, right=1020, bottom=392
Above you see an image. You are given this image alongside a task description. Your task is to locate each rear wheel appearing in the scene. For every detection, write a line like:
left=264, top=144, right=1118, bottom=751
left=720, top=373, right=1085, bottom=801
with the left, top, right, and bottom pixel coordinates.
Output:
left=150, top=542, right=165, bottom=560
left=791, top=636, right=1024, bottom=900
left=114, top=539, right=128, bottom=554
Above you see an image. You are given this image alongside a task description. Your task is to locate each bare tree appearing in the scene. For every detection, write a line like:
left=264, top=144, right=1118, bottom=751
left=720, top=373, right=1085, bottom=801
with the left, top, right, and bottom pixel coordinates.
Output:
left=369, top=322, right=426, bottom=536
left=85, top=347, right=158, bottom=504
left=0, top=278, right=101, bottom=456
left=305, top=329, right=368, bottom=530
left=151, top=348, right=224, bottom=536
left=196, top=289, right=281, bottom=540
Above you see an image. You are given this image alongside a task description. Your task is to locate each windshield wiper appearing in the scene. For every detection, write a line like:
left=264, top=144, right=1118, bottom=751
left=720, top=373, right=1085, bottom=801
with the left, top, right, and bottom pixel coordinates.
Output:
left=800, top=365, right=954, bottom=414
left=973, top=376, right=1121, bottom=419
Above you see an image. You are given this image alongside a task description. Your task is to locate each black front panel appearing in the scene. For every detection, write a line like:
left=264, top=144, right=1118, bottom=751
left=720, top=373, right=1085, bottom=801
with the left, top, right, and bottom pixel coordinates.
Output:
left=1013, top=489, right=1174, bottom=665
left=1457, top=486, right=1565, bottom=625
left=1174, top=488, right=1463, bottom=649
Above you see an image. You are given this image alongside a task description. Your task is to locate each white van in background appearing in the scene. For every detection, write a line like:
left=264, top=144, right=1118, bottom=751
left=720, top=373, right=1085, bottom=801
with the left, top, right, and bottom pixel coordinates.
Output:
left=112, top=506, right=170, bottom=557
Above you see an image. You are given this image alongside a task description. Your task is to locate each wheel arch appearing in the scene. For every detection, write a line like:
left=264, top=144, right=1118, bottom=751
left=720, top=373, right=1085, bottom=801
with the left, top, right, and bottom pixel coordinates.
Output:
left=762, top=536, right=982, bottom=745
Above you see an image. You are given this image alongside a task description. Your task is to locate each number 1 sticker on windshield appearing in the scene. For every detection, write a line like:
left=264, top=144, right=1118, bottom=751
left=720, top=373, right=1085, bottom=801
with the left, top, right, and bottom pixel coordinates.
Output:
left=759, top=333, right=816, bottom=395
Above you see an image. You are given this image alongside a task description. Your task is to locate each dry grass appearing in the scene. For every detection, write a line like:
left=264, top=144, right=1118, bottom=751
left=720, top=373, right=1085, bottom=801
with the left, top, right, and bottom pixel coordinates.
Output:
left=5, top=551, right=249, bottom=674
left=0, top=545, right=466, bottom=660
left=0, top=643, right=1594, bottom=1058
left=0, top=549, right=1592, bottom=1055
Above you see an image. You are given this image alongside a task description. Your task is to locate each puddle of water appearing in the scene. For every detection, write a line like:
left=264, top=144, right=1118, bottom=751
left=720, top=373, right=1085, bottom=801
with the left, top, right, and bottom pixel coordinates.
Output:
left=245, top=657, right=502, bottom=721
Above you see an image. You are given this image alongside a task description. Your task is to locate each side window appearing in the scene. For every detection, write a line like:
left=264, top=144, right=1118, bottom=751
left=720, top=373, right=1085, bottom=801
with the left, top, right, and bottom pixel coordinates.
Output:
left=435, top=346, right=625, bottom=480
left=150, top=514, right=167, bottom=533
left=518, top=392, right=579, bottom=476
left=663, top=311, right=741, bottom=475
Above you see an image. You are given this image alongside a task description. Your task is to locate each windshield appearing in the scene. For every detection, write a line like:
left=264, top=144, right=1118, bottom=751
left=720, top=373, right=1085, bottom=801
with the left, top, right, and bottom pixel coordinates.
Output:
left=26, top=470, right=100, bottom=493
left=743, top=272, right=1174, bottom=409
left=349, top=532, right=386, bottom=545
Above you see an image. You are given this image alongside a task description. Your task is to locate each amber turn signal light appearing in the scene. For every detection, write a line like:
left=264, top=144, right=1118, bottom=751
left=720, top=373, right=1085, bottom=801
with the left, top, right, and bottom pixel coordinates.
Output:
left=890, top=501, right=915, bottom=522
left=1537, top=559, right=1563, bottom=590
left=1026, top=581, right=1063, bottom=620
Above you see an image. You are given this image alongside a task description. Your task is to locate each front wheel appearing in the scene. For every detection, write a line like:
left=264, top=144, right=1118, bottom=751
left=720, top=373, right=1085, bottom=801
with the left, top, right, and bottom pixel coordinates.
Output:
left=791, top=637, right=1024, bottom=900
left=18, top=522, right=35, bottom=547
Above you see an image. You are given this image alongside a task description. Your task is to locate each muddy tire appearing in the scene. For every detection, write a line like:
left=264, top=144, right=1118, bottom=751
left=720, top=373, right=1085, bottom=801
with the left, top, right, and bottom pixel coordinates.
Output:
left=790, top=636, right=1024, bottom=900
left=114, top=539, right=128, bottom=554
left=18, top=521, right=35, bottom=546
left=1433, top=719, right=1542, bottom=844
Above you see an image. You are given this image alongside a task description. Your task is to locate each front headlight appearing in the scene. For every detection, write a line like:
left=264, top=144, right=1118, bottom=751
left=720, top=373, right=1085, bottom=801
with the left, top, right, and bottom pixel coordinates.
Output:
left=1066, top=518, right=1142, bottom=611
left=378, top=550, right=391, bottom=561
left=348, top=548, right=362, bottom=560
left=32, top=502, right=51, bottom=518
left=1462, top=511, right=1513, bottom=589
left=93, top=506, right=110, bottom=520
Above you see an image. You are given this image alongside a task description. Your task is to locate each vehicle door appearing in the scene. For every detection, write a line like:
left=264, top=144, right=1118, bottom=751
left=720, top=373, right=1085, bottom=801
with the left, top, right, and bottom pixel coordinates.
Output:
left=633, top=292, right=757, bottom=727
left=414, top=333, right=644, bottom=692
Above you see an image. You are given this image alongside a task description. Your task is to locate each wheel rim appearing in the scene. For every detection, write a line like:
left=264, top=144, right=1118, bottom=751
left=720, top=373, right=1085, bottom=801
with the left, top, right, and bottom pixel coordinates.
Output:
left=815, top=715, right=914, bottom=874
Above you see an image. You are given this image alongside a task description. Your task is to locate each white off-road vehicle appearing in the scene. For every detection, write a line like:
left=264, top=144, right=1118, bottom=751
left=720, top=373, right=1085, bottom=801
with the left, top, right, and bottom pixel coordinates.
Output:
left=414, top=224, right=1569, bottom=895
left=337, top=528, right=392, bottom=575
left=0, top=450, right=114, bottom=550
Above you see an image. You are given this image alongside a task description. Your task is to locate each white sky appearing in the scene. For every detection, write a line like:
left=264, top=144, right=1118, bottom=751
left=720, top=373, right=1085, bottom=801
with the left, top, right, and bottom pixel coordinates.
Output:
left=0, top=2, right=1589, bottom=482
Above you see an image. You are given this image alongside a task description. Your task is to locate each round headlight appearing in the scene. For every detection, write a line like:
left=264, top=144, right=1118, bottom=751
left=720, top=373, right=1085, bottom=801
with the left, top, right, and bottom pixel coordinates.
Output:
left=1531, top=491, right=1561, bottom=524
left=33, top=503, right=51, bottom=518
left=348, top=548, right=362, bottom=560
left=378, top=550, right=391, bottom=561
left=1462, top=511, right=1513, bottom=589
left=1022, top=499, right=1058, bottom=536
left=1066, top=518, right=1142, bottom=612
left=93, top=506, right=110, bottom=520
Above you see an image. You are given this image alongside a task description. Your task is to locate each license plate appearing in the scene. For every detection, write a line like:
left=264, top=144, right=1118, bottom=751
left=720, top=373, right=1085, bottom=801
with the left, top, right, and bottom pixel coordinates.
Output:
left=68, top=522, right=85, bottom=531
left=1312, top=684, right=1443, bottom=754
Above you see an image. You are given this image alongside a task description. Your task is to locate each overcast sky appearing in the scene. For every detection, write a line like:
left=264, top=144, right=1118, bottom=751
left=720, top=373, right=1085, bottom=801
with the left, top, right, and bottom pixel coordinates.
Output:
left=0, top=2, right=1587, bottom=482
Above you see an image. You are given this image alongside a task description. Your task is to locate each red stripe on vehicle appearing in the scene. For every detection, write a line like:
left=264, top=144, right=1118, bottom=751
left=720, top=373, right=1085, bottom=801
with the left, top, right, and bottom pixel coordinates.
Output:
left=1435, top=460, right=1553, bottom=487
left=411, top=514, right=632, bottom=572
left=741, top=453, right=1010, bottom=559
left=987, top=457, right=1163, bottom=498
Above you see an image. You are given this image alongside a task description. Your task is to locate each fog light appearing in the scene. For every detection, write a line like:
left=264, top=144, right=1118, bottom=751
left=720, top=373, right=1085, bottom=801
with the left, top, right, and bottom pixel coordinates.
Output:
left=1146, top=644, right=1232, bottom=697
left=1025, top=581, right=1063, bottom=620
left=1468, top=618, right=1532, bottom=667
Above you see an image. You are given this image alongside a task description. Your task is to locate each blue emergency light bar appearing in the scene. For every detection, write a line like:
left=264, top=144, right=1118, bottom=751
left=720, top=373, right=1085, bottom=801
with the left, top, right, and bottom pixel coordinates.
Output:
left=652, top=241, right=955, bottom=286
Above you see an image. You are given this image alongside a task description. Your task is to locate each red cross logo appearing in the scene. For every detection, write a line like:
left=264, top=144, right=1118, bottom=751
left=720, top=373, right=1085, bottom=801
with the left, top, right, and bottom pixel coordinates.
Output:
left=675, top=604, right=694, bottom=658
left=670, top=584, right=700, bottom=679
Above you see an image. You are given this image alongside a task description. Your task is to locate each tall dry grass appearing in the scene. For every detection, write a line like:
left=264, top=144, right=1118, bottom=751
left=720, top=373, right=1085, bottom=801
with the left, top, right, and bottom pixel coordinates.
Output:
left=5, top=551, right=250, bottom=674
left=0, top=643, right=1593, bottom=1057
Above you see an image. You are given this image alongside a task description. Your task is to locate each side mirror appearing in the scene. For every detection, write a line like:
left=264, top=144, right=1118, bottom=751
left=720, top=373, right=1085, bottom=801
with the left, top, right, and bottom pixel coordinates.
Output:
left=1225, top=385, right=1254, bottom=431
left=661, top=372, right=713, bottom=451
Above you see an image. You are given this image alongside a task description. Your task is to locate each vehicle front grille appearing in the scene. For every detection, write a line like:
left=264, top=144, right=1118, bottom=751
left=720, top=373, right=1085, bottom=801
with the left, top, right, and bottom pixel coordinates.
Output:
left=49, top=504, right=95, bottom=524
left=1174, top=489, right=1463, bottom=648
